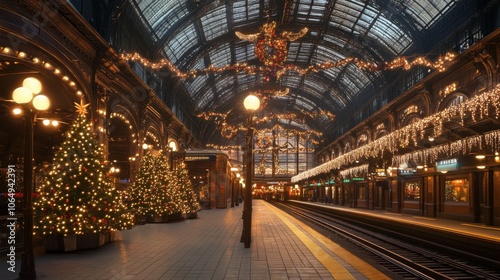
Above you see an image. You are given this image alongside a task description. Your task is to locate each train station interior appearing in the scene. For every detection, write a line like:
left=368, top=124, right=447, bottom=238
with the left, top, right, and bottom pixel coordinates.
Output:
left=1, top=0, right=500, bottom=279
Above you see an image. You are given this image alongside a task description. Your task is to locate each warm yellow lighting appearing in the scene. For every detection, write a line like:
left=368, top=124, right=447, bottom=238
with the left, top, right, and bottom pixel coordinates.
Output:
left=12, top=87, right=33, bottom=104
left=475, top=154, right=486, bottom=159
left=440, top=171, right=448, bottom=174
left=236, top=173, right=241, bottom=178
left=23, top=77, right=42, bottom=94
left=169, top=141, right=177, bottom=151
left=51, top=120, right=59, bottom=126
left=416, top=165, right=424, bottom=169
left=32, top=94, right=50, bottom=110
left=42, top=119, right=50, bottom=126
left=428, top=136, right=435, bottom=142
left=13, top=108, right=22, bottom=115
left=142, top=143, right=149, bottom=150
left=243, top=94, right=260, bottom=111
left=477, top=165, right=486, bottom=169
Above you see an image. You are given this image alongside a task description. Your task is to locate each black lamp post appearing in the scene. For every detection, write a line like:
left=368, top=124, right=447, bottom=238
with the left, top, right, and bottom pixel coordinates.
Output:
left=241, top=94, right=260, bottom=248
left=12, top=77, right=51, bottom=280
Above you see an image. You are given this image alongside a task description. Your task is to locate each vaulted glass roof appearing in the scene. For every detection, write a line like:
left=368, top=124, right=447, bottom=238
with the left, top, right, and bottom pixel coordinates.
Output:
left=131, top=0, right=458, bottom=134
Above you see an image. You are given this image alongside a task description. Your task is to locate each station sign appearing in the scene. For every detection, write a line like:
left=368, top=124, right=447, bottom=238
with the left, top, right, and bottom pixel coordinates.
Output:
left=185, top=155, right=216, bottom=161
left=343, top=177, right=364, bottom=183
left=398, top=168, right=417, bottom=176
left=436, top=158, right=459, bottom=172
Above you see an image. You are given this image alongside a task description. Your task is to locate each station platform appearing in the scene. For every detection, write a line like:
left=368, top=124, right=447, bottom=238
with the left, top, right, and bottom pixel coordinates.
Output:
left=1, top=200, right=390, bottom=280
left=291, top=200, right=500, bottom=243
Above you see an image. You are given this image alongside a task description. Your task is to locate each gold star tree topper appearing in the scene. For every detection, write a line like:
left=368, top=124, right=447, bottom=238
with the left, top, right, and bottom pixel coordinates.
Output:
left=74, top=99, right=90, bottom=115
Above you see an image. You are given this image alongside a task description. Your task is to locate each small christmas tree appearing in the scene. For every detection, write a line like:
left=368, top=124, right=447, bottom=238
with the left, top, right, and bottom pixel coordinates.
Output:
left=127, top=151, right=178, bottom=221
left=34, top=101, right=133, bottom=237
left=173, top=164, right=200, bottom=217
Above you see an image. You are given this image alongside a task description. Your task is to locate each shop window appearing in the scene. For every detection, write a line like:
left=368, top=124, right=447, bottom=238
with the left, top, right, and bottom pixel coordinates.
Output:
left=404, top=181, right=420, bottom=200
left=444, top=178, right=469, bottom=203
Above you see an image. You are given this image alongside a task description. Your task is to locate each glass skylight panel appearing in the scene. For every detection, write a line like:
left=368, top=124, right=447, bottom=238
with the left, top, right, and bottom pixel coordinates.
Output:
left=186, top=75, right=208, bottom=98
left=215, top=75, right=234, bottom=92
left=232, top=0, right=260, bottom=26
left=322, top=34, right=348, bottom=50
left=191, top=58, right=206, bottom=71
left=133, top=0, right=188, bottom=39
left=346, top=64, right=369, bottom=87
left=164, top=24, right=198, bottom=63
left=297, top=2, right=312, bottom=21
left=315, top=44, right=344, bottom=62
left=201, top=6, right=228, bottom=41
left=209, top=43, right=231, bottom=68
left=234, top=42, right=255, bottom=64
left=340, top=74, right=361, bottom=97
left=369, top=17, right=410, bottom=54
left=153, top=5, right=189, bottom=39
left=237, top=73, right=257, bottom=87
left=281, top=75, right=301, bottom=88
left=404, top=0, right=456, bottom=30
left=322, top=68, right=339, bottom=80
left=295, top=97, right=314, bottom=111
left=288, top=42, right=313, bottom=64
left=304, top=78, right=328, bottom=93
left=247, top=1, right=260, bottom=21
left=329, top=88, right=348, bottom=108
left=197, top=89, right=214, bottom=109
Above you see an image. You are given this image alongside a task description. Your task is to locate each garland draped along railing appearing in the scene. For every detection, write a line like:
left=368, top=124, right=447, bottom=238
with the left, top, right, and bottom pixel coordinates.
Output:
left=292, top=84, right=500, bottom=183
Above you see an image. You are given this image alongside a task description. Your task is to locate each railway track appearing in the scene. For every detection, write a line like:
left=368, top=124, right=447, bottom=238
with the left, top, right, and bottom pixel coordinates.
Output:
left=273, top=201, right=500, bottom=279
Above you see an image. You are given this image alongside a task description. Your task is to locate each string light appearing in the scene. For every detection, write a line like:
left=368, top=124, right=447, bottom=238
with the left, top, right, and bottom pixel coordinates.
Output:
left=0, top=46, right=84, bottom=99
left=34, top=101, right=134, bottom=236
left=120, top=48, right=455, bottom=81
left=292, top=84, right=500, bottom=182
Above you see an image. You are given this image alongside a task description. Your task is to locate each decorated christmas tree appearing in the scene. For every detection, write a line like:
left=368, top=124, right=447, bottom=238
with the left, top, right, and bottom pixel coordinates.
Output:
left=173, top=164, right=200, bottom=217
left=126, top=151, right=178, bottom=221
left=33, top=101, right=133, bottom=237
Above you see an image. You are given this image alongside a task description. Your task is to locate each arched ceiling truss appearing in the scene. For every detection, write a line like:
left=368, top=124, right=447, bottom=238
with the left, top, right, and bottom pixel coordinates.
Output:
left=129, top=0, right=459, bottom=144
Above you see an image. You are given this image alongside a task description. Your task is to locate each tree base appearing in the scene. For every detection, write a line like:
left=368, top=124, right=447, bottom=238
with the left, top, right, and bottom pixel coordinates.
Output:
left=43, top=235, right=77, bottom=253
left=44, top=232, right=115, bottom=253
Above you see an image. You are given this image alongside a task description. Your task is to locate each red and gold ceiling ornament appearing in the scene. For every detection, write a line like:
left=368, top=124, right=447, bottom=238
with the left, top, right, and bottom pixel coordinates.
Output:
left=235, top=21, right=308, bottom=82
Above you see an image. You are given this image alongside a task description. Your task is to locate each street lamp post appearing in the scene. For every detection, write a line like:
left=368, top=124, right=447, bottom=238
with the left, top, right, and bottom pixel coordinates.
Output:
left=12, top=77, right=51, bottom=280
left=235, top=173, right=240, bottom=206
left=241, top=94, right=260, bottom=248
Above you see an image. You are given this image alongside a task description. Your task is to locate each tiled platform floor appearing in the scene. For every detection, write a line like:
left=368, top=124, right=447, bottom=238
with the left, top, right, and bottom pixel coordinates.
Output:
left=1, top=200, right=388, bottom=280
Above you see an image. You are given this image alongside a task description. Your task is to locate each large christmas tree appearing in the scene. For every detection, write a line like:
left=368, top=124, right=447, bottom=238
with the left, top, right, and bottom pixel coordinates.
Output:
left=34, top=101, right=133, bottom=236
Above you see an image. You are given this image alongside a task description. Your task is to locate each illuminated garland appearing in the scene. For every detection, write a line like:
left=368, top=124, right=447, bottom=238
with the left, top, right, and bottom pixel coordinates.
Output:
left=120, top=20, right=455, bottom=81
left=392, top=129, right=500, bottom=168
left=110, top=112, right=138, bottom=144
left=198, top=110, right=334, bottom=125
left=339, top=164, right=369, bottom=179
left=1, top=46, right=83, bottom=97
left=199, top=110, right=328, bottom=143
left=120, top=51, right=456, bottom=81
left=292, top=84, right=500, bottom=182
